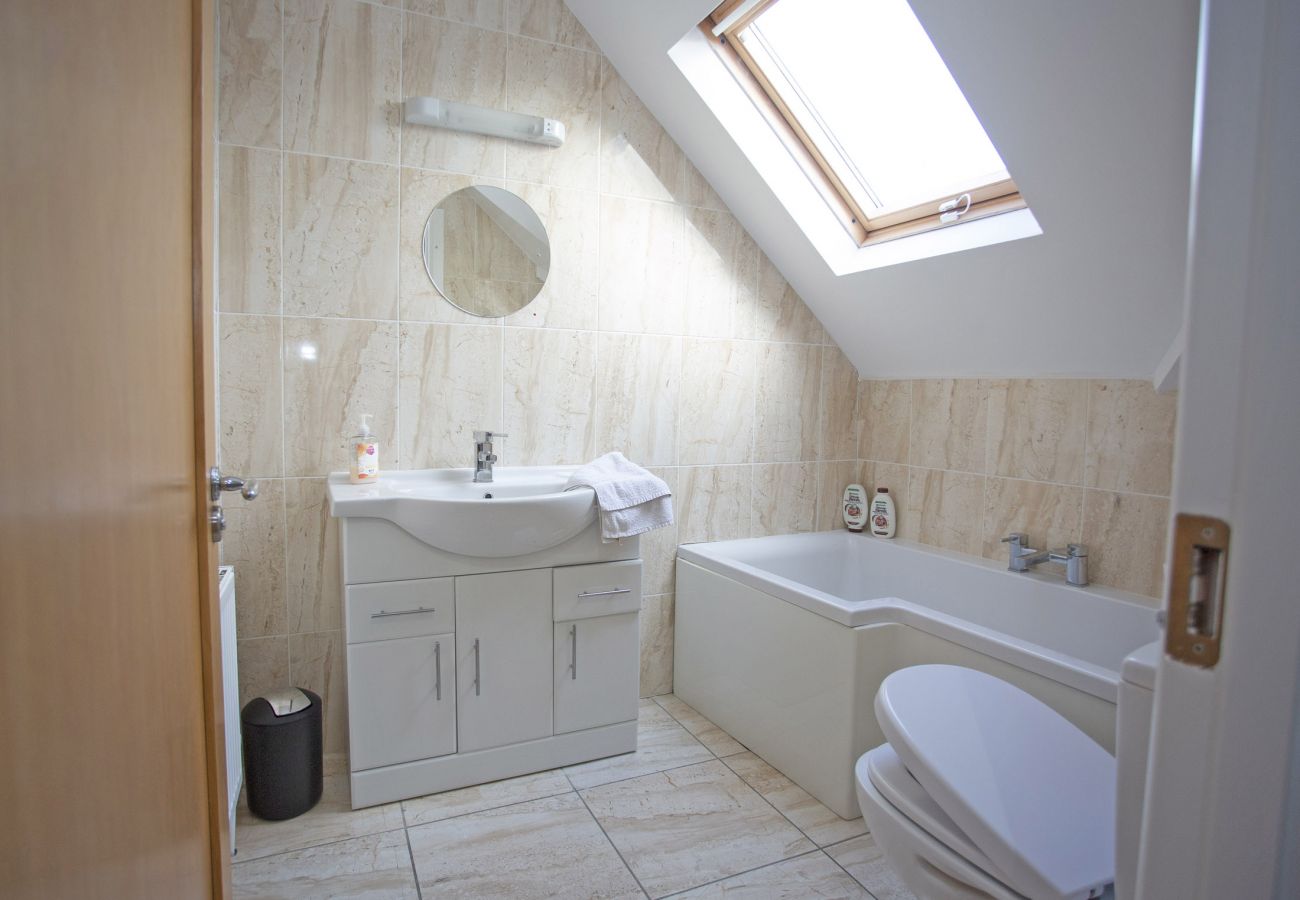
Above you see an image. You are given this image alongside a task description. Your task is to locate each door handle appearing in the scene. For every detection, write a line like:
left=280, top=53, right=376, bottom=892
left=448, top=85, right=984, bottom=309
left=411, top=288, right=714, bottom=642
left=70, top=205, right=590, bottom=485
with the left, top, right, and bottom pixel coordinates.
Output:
left=578, top=587, right=630, bottom=599
left=209, top=466, right=260, bottom=501
left=569, top=624, right=578, bottom=680
left=473, top=638, right=481, bottom=697
left=434, top=640, right=442, bottom=701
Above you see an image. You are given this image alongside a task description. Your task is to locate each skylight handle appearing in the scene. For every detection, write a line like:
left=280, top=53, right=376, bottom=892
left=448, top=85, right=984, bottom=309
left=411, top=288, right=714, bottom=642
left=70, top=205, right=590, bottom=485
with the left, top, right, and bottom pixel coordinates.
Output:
left=938, top=193, right=972, bottom=224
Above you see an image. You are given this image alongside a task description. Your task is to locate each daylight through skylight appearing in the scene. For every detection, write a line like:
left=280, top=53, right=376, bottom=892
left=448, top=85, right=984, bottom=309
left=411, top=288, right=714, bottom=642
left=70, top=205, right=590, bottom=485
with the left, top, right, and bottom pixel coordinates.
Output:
left=711, top=0, right=1023, bottom=242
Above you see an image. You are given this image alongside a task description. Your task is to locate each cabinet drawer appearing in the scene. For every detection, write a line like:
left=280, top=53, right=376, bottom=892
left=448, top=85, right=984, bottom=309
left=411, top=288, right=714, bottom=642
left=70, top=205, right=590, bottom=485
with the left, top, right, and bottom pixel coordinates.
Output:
left=553, top=560, right=642, bottom=621
left=346, top=578, right=455, bottom=644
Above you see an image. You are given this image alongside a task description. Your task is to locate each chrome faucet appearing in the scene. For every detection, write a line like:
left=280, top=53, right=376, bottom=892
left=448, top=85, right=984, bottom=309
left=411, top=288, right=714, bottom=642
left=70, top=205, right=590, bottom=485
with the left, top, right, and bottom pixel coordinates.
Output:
left=1000, top=533, right=1090, bottom=586
left=473, top=430, right=507, bottom=483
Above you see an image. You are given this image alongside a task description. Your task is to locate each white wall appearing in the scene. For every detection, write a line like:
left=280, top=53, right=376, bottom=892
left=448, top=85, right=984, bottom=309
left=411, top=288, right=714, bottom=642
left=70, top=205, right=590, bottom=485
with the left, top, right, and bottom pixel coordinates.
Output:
left=568, top=0, right=1200, bottom=379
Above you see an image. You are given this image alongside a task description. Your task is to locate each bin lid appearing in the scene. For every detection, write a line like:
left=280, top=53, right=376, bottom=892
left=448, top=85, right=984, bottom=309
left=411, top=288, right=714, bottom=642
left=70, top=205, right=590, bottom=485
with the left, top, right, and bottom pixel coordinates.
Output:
left=242, top=688, right=314, bottom=725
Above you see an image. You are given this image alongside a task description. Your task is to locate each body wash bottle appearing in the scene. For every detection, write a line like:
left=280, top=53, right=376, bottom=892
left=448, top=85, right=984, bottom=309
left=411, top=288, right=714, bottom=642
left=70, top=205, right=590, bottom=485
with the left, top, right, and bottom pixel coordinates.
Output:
left=349, top=414, right=379, bottom=484
left=870, top=487, right=896, bottom=538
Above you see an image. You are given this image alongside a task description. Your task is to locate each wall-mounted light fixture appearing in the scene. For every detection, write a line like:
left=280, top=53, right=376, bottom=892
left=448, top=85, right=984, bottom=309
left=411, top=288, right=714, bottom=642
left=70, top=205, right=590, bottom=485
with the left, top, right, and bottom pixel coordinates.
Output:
left=403, top=97, right=566, bottom=148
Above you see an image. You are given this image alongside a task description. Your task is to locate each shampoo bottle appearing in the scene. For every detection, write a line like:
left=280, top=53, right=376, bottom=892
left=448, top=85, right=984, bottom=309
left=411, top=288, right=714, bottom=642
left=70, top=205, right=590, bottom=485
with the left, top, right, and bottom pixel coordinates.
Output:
left=348, top=414, right=379, bottom=484
left=870, top=487, right=896, bottom=538
left=842, top=484, right=868, bottom=532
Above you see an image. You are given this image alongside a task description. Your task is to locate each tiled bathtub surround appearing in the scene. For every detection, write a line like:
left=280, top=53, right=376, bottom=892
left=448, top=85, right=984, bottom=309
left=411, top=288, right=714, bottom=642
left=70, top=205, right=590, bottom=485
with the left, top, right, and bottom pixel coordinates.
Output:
left=216, top=0, right=850, bottom=748
left=856, top=378, right=1176, bottom=600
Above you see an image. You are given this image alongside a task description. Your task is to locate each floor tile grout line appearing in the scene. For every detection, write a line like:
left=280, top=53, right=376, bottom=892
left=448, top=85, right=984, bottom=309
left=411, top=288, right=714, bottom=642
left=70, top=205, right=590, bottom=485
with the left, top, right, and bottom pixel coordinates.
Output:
left=714, top=751, right=829, bottom=853
left=402, top=824, right=424, bottom=900
left=823, top=839, right=884, bottom=900
left=401, top=785, right=576, bottom=831
left=571, top=780, right=652, bottom=899
left=655, top=847, right=834, bottom=899
left=231, top=823, right=407, bottom=868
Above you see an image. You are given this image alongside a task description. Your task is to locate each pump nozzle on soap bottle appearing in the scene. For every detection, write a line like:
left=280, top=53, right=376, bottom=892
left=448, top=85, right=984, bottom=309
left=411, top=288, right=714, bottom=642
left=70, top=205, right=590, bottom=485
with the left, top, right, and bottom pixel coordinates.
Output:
left=348, top=414, right=380, bottom=484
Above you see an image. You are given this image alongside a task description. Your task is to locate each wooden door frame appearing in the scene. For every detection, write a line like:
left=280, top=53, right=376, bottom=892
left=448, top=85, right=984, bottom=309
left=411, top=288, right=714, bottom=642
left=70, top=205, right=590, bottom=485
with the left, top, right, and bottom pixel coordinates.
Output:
left=191, top=0, right=229, bottom=895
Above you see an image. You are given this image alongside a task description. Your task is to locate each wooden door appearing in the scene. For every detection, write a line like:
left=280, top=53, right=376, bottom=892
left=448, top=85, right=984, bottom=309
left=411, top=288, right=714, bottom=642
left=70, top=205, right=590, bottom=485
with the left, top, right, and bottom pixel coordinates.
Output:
left=0, top=0, right=226, bottom=897
left=455, top=570, right=555, bottom=753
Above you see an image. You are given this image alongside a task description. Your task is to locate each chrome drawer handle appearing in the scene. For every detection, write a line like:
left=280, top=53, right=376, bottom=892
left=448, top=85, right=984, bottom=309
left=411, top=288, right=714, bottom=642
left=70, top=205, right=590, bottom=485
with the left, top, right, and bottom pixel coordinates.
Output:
left=569, top=624, right=578, bottom=680
left=473, top=638, right=481, bottom=697
left=370, top=606, right=435, bottom=619
left=434, top=640, right=442, bottom=701
left=578, top=588, right=630, bottom=599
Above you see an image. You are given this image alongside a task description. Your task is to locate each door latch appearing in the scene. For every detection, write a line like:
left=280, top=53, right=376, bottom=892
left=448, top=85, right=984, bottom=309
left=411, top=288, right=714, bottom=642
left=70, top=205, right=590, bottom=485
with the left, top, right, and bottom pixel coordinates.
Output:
left=1165, top=513, right=1230, bottom=668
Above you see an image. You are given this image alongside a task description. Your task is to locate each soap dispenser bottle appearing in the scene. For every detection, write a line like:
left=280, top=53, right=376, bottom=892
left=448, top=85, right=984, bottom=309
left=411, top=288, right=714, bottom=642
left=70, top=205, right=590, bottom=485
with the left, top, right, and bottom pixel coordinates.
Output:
left=348, top=414, right=379, bottom=484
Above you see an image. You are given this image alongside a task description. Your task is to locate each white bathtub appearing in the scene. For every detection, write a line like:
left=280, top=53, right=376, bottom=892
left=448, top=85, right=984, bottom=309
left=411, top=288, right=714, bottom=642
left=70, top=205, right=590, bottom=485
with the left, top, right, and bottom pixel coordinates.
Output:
left=674, top=531, right=1160, bottom=819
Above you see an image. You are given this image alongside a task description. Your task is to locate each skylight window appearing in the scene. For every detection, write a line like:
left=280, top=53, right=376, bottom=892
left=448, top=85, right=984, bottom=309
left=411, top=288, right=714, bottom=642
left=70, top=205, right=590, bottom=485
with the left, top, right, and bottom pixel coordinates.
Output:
left=707, top=0, right=1025, bottom=245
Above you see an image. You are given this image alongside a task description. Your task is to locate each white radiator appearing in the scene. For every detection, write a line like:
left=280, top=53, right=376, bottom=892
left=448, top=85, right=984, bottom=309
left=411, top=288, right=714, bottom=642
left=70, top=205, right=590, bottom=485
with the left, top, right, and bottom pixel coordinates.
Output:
left=218, top=566, right=242, bottom=853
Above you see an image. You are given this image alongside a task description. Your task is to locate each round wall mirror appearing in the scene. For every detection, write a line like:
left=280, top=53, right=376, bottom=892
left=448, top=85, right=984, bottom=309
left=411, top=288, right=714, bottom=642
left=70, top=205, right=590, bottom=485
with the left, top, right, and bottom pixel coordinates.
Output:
left=421, top=185, right=551, bottom=318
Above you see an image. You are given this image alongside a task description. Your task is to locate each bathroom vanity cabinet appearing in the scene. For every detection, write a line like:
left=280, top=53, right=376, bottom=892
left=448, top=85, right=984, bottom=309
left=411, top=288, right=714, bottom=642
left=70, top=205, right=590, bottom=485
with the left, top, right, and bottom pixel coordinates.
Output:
left=336, top=510, right=641, bottom=809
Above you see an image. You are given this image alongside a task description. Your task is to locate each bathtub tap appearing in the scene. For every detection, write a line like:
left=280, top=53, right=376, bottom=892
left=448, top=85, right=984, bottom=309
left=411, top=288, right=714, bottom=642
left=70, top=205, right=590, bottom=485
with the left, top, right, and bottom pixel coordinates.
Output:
left=1000, top=533, right=1090, bottom=586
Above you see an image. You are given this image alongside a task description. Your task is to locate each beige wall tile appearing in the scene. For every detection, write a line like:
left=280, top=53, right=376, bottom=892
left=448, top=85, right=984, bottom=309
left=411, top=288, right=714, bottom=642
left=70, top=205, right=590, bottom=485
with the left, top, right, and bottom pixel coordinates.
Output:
left=682, top=208, right=758, bottom=340
left=597, top=194, right=684, bottom=333
left=815, top=460, right=872, bottom=532
left=819, top=345, right=859, bottom=461
left=981, top=477, right=1083, bottom=562
left=218, top=145, right=281, bottom=315
left=282, top=154, right=399, bottom=319
left=902, top=468, right=985, bottom=555
left=503, top=328, right=596, bottom=465
left=1082, top=490, right=1169, bottom=599
left=220, top=314, right=283, bottom=477
left=909, top=379, right=988, bottom=473
left=677, top=339, right=755, bottom=465
left=679, top=158, right=728, bottom=212
left=283, top=318, right=400, bottom=476
left=224, top=478, right=287, bottom=639
left=595, top=333, right=680, bottom=466
left=237, top=636, right=291, bottom=707
left=400, top=323, right=504, bottom=469
left=401, top=14, right=506, bottom=175
left=677, top=466, right=752, bottom=543
left=283, top=0, right=401, bottom=162
left=505, top=37, right=600, bottom=190
left=1086, top=380, right=1177, bottom=495
left=502, top=181, right=599, bottom=330
left=290, top=630, right=349, bottom=753
left=754, top=255, right=824, bottom=344
left=987, top=378, right=1088, bottom=484
left=641, top=468, right=679, bottom=596
left=398, top=168, right=493, bottom=324
left=407, top=0, right=504, bottom=29
left=754, top=343, right=820, bottom=463
left=285, top=477, right=343, bottom=634
left=507, top=0, right=597, bottom=51
left=639, top=593, right=674, bottom=698
left=598, top=65, right=687, bottom=204
left=871, top=462, right=910, bottom=508
left=219, top=0, right=282, bottom=148
left=859, top=379, right=910, bottom=464
left=751, top=463, right=817, bottom=537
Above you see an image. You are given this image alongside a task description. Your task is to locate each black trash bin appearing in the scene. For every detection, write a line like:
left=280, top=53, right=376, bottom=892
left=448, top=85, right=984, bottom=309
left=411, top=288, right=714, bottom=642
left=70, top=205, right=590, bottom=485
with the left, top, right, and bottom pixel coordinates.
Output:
left=241, top=687, right=323, bottom=820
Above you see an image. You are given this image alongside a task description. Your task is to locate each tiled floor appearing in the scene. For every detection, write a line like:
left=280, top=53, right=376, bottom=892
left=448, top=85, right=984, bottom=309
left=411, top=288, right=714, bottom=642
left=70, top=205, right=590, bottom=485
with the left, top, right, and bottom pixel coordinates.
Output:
left=232, top=696, right=916, bottom=899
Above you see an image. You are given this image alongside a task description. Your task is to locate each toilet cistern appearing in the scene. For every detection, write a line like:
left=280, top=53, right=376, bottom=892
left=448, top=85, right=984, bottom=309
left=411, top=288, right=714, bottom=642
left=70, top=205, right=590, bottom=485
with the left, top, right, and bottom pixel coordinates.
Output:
left=1001, top=532, right=1089, bottom=586
left=473, top=430, right=507, bottom=483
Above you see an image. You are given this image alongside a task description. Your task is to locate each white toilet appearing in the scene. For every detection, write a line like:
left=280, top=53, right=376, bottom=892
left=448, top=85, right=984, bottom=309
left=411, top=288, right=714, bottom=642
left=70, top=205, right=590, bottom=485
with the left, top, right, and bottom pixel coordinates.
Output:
left=854, top=648, right=1158, bottom=900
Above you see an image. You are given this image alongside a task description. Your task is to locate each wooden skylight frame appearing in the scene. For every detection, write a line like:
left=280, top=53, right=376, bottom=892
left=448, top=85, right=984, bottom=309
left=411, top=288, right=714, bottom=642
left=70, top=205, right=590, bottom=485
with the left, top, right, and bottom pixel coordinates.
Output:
left=705, top=0, right=1026, bottom=247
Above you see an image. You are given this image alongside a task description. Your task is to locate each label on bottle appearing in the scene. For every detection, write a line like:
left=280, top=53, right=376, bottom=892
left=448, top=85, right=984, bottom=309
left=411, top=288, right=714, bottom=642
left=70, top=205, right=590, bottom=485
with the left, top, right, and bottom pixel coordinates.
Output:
left=843, top=484, right=868, bottom=532
left=351, top=441, right=379, bottom=482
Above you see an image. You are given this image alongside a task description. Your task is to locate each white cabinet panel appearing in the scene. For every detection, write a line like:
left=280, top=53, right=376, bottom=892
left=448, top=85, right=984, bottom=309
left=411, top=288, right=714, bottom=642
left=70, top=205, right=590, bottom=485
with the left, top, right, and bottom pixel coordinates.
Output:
left=345, top=577, right=454, bottom=643
left=455, top=569, right=554, bottom=753
left=554, top=613, right=639, bottom=734
left=347, top=633, right=455, bottom=771
left=553, top=560, right=642, bottom=621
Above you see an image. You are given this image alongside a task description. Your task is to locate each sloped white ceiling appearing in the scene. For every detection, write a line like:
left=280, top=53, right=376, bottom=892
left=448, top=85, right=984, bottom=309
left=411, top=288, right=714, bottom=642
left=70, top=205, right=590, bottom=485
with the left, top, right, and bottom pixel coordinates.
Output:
left=568, top=0, right=1199, bottom=378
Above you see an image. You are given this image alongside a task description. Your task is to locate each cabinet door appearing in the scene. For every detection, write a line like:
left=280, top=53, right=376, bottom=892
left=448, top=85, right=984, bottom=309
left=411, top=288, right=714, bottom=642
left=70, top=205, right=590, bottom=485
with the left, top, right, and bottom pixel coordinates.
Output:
left=347, top=633, right=455, bottom=771
left=455, top=569, right=553, bottom=753
left=554, top=613, right=639, bottom=734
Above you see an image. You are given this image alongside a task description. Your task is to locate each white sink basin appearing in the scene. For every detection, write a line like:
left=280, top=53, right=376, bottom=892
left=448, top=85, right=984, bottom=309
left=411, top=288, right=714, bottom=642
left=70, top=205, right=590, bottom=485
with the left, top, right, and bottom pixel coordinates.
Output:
left=327, top=467, right=595, bottom=558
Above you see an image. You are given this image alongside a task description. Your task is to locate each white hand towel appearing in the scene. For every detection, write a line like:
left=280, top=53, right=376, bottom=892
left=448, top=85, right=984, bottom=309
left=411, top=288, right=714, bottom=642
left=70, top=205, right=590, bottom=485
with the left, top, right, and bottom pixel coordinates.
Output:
left=565, top=452, right=674, bottom=541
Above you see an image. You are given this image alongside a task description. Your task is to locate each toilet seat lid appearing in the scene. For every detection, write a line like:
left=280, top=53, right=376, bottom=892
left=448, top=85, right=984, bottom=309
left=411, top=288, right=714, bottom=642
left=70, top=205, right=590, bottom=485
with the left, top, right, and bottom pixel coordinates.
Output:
left=875, top=665, right=1116, bottom=900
